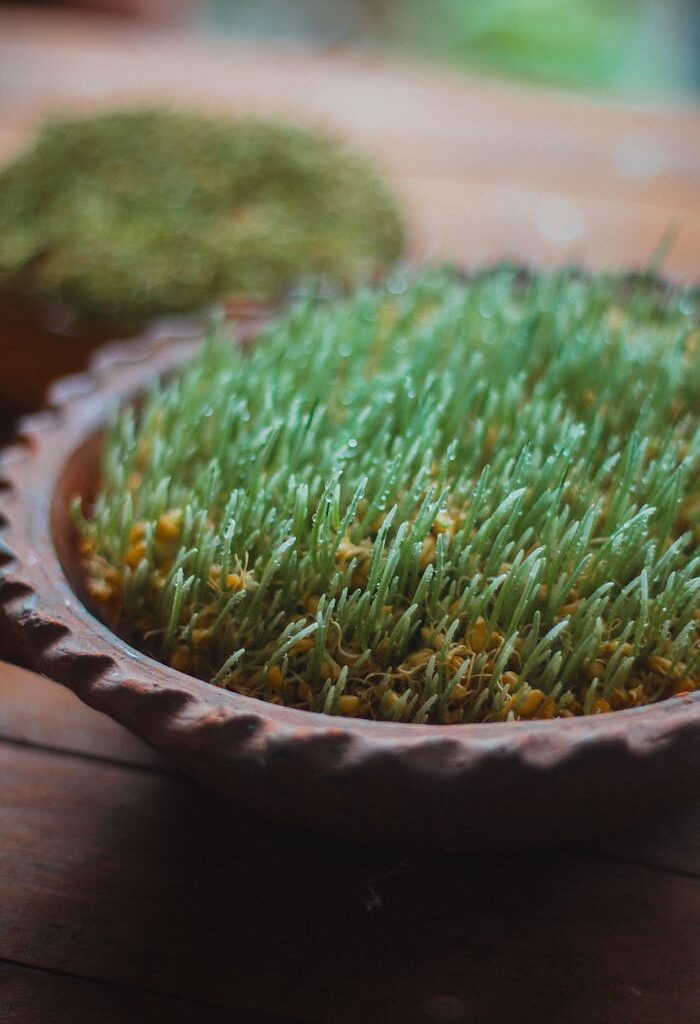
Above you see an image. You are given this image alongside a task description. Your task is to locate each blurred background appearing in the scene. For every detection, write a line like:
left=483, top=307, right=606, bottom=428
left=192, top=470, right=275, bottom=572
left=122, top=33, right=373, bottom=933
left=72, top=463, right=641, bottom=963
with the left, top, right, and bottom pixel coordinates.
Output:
left=2, top=0, right=698, bottom=286
left=194, top=0, right=700, bottom=99
left=24, top=0, right=700, bottom=100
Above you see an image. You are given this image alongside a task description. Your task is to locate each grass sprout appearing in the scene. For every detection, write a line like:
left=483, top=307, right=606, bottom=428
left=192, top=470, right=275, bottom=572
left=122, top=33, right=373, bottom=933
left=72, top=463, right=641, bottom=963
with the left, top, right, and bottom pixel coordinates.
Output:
left=78, top=266, right=700, bottom=723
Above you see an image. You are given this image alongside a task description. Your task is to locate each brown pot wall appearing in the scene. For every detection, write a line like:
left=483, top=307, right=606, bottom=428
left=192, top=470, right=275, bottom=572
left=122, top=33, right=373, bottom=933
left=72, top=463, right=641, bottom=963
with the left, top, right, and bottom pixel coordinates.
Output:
left=0, top=290, right=279, bottom=420
left=0, top=291, right=134, bottom=417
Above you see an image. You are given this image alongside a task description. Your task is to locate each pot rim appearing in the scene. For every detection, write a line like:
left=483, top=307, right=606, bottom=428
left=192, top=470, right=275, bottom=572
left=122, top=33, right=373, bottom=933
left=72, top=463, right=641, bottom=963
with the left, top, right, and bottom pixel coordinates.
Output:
left=1, top=312, right=699, bottom=772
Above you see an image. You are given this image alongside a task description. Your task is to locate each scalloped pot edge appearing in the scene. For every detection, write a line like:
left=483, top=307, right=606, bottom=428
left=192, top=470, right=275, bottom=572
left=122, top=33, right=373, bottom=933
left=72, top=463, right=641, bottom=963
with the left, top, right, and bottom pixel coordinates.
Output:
left=0, top=321, right=698, bottom=849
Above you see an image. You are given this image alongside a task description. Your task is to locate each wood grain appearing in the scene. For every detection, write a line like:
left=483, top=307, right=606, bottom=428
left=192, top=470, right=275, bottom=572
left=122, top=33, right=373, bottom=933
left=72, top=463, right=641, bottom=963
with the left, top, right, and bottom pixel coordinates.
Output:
left=0, top=663, right=165, bottom=770
left=2, top=737, right=699, bottom=1024
left=0, top=961, right=288, bottom=1024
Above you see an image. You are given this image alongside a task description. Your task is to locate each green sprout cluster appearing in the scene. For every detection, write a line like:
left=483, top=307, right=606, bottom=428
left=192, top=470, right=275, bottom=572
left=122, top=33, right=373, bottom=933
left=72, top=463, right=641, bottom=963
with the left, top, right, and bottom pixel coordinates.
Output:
left=0, top=108, right=404, bottom=323
left=78, top=267, right=700, bottom=724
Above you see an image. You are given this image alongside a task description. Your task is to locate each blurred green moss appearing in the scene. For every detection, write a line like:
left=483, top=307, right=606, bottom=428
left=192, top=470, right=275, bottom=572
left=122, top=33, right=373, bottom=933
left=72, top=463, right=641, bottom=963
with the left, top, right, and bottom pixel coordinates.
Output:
left=0, top=108, right=405, bottom=323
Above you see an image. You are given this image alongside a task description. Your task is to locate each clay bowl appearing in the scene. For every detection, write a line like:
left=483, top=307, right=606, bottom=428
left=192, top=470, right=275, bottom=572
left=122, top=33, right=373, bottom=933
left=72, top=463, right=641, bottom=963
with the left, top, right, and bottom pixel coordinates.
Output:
left=0, top=289, right=277, bottom=420
left=1, top=325, right=699, bottom=852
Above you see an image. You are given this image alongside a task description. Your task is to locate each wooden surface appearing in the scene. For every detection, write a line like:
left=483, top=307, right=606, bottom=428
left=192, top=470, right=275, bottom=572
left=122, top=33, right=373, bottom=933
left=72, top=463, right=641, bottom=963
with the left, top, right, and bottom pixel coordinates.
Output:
left=1, top=666, right=699, bottom=1024
left=1, top=7, right=700, bottom=1022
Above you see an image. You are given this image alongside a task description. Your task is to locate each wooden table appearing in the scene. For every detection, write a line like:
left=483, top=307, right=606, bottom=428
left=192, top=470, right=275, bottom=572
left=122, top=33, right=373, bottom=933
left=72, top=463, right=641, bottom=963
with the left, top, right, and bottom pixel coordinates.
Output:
left=1, top=8, right=699, bottom=1022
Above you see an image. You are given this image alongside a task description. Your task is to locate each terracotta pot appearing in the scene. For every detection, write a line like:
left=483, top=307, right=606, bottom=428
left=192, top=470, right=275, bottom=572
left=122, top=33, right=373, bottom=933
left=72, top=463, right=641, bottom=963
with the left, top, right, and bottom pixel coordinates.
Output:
left=0, top=290, right=137, bottom=418
left=1, top=326, right=698, bottom=851
left=0, top=289, right=278, bottom=419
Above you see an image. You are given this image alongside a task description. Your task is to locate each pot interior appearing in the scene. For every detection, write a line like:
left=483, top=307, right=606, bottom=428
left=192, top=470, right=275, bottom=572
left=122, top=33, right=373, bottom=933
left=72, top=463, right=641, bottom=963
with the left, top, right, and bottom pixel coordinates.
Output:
left=50, top=427, right=105, bottom=612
